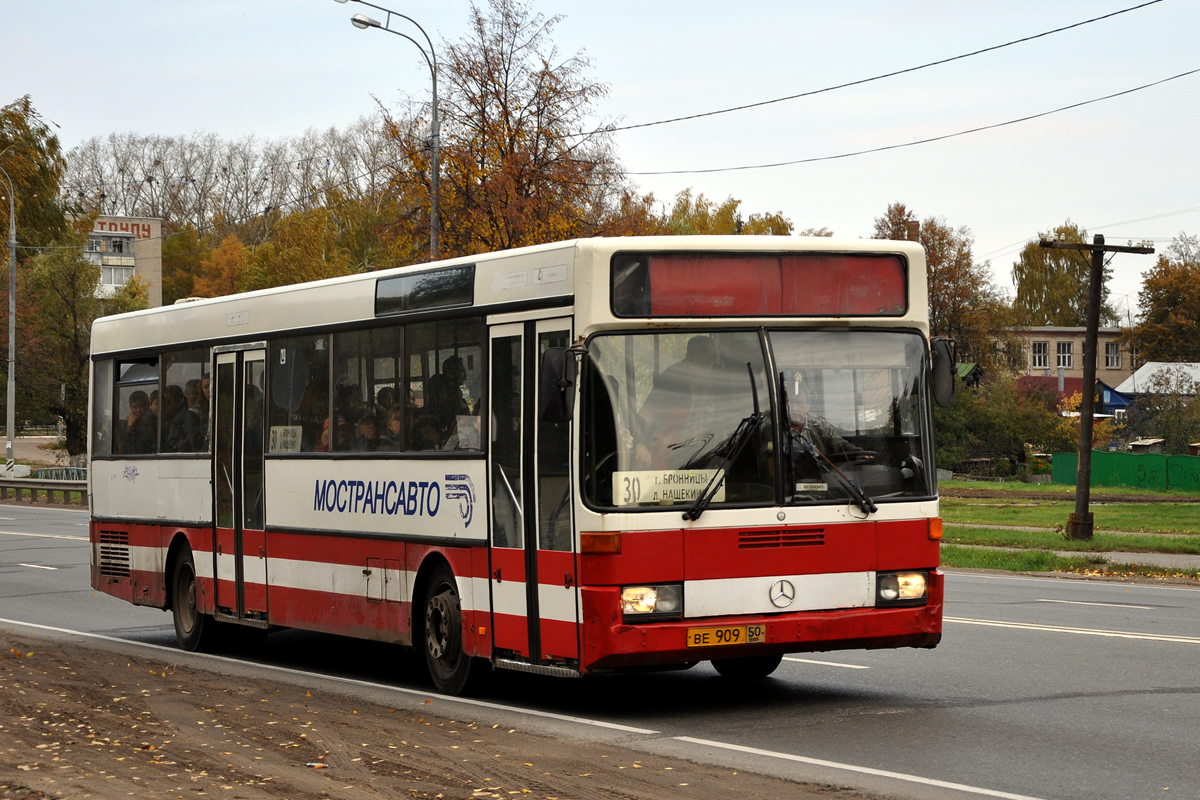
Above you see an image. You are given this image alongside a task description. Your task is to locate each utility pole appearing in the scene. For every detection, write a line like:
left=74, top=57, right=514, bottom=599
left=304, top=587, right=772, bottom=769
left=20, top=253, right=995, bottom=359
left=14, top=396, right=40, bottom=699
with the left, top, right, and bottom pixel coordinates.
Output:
left=0, top=163, right=15, bottom=478
left=1038, top=234, right=1154, bottom=539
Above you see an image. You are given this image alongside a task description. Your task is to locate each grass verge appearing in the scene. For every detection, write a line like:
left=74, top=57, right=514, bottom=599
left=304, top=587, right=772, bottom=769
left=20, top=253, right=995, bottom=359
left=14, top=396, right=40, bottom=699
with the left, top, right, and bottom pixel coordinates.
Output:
left=941, top=497, right=1200, bottom=534
left=940, top=479, right=1200, bottom=499
left=944, top=525, right=1200, bottom=554
left=941, top=545, right=1200, bottom=582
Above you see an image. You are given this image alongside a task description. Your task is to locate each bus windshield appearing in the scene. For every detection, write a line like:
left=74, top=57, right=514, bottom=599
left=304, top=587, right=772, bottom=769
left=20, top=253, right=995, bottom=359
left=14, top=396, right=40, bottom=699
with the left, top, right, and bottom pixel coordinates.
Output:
left=581, top=329, right=933, bottom=510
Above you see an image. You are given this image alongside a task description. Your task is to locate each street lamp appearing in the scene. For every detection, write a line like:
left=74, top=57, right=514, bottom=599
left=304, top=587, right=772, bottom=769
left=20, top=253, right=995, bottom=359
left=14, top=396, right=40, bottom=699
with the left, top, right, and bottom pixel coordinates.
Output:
left=0, top=164, right=16, bottom=477
left=335, top=0, right=441, bottom=261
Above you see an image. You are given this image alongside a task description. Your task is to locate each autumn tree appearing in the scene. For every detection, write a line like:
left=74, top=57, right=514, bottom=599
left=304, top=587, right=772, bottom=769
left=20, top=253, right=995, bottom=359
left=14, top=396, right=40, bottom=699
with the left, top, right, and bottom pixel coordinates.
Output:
left=1132, top=233, right=1200, bottom=362
left=1128, top=365, right=1200, bottom=454
left=1011, top=220, right=1118, bottom=327
left=663, top=189, right=792, bottom=236
left=933, top=372, right=1074, bottom=473
left=872, top=203, right=1011, bottom=369
left=192, top=234, right=250, bottom=298
left=383, top=0, right=659, bottom=259
left=160, top=224, right=209, bottom=304
left=246, top=207, right=355, bottom=290
left=20, top=242, right=148, bottom=455
left=1, top=95, right=71, bottom=251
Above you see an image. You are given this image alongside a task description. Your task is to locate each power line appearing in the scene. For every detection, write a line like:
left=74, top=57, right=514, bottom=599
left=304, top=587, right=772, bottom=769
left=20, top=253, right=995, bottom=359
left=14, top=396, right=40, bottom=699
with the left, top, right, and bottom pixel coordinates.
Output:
left=581, top=0, right=1165, bottom=137
left=627, top=67, right=1200, bottom=176
left=978, top=207, right=1200, bottom=262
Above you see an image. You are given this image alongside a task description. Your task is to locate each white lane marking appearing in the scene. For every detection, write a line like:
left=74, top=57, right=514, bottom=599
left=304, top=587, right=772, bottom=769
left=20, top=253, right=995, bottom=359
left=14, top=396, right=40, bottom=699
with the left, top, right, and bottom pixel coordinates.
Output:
left=783, top=657, right=869, bottom=669
left=0, top=618, right=658, bottom=735
left=674, top=736, right=1047, bottom=800
left=0, top=530, right=88, bottom=541
left=1036, top=598, right=1153, bottom=610
left=945, top=617, right=1200, bottom=644
left=18, top=564, right=57, bottom=570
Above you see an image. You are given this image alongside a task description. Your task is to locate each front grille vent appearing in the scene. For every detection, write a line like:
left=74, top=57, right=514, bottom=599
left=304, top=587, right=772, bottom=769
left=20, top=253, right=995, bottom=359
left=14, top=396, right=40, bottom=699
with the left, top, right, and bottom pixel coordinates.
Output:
left=738, top=529, right=825, bottom=549
left=98, top=530, right=131, bottom=577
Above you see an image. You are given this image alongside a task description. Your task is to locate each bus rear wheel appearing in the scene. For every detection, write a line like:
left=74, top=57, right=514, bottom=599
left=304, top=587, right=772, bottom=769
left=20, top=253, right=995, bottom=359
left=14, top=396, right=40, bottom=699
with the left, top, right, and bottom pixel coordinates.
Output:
left=711, top=653, right=783, bottom=679
left=421, top=565, right=476, bottom=695
left=172, top=550, right=215, bottom=652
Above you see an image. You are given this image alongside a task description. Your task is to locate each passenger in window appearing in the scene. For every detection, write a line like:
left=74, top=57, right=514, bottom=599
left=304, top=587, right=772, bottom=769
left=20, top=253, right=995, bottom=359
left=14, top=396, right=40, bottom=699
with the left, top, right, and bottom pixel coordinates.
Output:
left=314, top=416, right=352, bottom=452
left=296, top=381, right=327, bottom=453
left=167, top=379, right=208, bottom=452
left=409, top=415, right=442, bottom=451
left=375, top=386, right=396, bottom=420
left=354, top=411, right=383, bottom=452
left=426, top=355, right=470, bottom=438
left=381, top=405, right=405, bottom=450
left=159, top=385, right=187, bottom=452
left=118, top=390, right=157, bottom=454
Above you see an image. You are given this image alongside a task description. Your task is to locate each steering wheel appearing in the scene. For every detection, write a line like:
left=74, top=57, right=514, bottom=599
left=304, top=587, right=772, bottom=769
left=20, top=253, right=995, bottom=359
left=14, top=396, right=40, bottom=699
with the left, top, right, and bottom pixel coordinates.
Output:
left=832, top=448, right=879, bottom=467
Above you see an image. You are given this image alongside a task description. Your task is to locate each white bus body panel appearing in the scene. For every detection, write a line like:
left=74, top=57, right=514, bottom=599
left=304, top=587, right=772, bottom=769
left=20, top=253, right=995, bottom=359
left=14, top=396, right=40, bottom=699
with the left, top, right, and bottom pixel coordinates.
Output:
left=91, top=458, right=212, bottom=523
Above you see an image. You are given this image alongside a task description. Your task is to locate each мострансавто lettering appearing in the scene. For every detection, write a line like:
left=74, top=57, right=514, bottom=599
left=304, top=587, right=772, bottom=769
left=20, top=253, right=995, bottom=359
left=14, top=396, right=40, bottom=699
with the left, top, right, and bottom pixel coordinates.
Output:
left=313, top=478, right=441, bottom=517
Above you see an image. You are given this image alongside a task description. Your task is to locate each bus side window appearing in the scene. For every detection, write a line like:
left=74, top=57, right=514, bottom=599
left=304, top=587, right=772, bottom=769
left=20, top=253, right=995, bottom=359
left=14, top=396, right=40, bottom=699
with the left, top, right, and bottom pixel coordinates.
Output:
left=91, top=359, right=114, bottom=457
left=269, top=336, right=328, bottom=454
left=162, top=348, right=210, bottom=454
left=113, top=359, right=159, bottom=456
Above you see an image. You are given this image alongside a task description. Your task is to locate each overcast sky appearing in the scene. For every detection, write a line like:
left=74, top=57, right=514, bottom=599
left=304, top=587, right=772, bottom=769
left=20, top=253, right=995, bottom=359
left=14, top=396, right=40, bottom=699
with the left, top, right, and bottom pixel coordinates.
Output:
left=4, top=0, right=1197, bottom=319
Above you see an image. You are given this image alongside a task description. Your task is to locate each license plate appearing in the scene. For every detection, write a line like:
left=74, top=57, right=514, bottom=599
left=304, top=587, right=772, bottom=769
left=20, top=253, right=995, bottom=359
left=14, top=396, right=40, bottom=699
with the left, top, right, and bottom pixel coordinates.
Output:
left=686, top=624, right=766, bottom=648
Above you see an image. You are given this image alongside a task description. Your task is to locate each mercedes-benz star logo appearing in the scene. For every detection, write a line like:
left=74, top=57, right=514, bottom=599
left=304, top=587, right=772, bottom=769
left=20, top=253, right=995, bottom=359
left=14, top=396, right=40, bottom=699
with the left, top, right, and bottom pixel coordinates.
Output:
left=769, top=579, right=796, bottom=609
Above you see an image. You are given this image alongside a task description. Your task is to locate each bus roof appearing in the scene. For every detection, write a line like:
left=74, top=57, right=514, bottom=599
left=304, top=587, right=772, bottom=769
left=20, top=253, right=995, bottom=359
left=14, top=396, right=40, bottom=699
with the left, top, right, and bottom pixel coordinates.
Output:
left=90, top=236, right=926, bottom=357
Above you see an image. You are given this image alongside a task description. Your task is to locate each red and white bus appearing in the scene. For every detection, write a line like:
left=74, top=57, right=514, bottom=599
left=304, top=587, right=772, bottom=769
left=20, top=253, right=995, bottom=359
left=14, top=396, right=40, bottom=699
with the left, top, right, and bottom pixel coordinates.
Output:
left=89, top=235, right=954, bottom=694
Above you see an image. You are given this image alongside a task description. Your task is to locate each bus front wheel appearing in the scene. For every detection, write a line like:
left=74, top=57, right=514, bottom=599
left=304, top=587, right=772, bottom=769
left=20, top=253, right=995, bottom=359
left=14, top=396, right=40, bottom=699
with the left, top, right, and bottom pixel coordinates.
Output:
left=711, top=653, right=783, bottom=679
left=421, top=565, right=475, bottom=695
left=172, top=550, right=215, bottom=652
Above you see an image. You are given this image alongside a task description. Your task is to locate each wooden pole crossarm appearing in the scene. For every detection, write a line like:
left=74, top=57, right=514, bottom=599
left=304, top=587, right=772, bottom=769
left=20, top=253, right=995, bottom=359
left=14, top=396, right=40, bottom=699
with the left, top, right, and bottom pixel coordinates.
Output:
left=1038, top=240, right=1155, bottom=255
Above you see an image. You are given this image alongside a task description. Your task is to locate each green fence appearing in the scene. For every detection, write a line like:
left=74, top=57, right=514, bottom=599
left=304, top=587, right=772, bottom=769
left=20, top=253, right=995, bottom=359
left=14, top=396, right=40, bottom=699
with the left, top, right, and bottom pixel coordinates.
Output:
left=1053, top=450, right=1200, bottom=491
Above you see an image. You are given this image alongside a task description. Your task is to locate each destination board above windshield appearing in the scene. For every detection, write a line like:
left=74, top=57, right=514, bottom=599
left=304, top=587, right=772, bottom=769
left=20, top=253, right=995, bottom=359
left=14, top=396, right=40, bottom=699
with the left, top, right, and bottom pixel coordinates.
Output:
left=611, top=252, right=907, bottom=317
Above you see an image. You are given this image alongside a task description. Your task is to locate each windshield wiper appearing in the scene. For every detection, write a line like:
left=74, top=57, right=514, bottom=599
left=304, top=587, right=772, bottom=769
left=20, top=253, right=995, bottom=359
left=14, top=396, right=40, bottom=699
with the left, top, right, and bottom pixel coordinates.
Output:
left=684, top=362, right=762, bottom=521
left=793, top=435, right=877, bottom=515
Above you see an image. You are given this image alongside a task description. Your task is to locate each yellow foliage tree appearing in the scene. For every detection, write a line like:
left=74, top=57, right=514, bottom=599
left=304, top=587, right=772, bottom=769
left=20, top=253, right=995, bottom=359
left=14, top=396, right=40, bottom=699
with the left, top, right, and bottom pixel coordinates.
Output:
left=666, top=188, right=792, bottom=235
left=1057, top=390, right=1115, bottom=450
left=249, top=207, right=355, bottom=289
left=192, top=234, right=250, bottom=298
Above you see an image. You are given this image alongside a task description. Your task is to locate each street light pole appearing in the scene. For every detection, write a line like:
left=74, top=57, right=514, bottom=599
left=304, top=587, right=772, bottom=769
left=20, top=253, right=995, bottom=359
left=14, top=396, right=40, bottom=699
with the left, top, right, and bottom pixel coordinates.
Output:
left=336, top=0, right=440, bottom=261
left=0, top=164, right=16, bottom=477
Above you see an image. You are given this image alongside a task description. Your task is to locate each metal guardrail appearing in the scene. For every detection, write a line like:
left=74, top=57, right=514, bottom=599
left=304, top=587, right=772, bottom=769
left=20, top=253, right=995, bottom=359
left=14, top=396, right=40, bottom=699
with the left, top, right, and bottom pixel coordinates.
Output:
left=0, top=478, right=88, bottom=506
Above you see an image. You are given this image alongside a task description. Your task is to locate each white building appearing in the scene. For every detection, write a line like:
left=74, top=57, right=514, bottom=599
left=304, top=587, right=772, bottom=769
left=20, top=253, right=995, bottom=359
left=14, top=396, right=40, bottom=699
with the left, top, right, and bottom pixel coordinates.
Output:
left=85, top=216, right=163, bottom=307
left=1113, top=362, right=1200, bottom=395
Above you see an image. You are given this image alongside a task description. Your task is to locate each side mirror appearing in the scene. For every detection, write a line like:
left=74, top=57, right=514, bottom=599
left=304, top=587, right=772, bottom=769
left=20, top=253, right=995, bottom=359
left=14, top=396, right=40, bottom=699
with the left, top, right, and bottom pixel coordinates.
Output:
left=539, top=347, right=577, bottom=423
left=930, top=337, right=957, bottom=406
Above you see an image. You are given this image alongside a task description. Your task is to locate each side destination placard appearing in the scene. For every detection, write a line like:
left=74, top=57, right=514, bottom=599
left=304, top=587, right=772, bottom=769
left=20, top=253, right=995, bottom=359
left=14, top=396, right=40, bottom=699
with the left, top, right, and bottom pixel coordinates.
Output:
left=266, top=459, right=486, bottom=541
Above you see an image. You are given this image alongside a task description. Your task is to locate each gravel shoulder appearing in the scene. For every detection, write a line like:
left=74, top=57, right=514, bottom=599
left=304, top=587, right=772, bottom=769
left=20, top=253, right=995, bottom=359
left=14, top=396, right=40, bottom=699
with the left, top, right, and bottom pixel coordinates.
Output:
left=0, top=631, right=870, bottom=800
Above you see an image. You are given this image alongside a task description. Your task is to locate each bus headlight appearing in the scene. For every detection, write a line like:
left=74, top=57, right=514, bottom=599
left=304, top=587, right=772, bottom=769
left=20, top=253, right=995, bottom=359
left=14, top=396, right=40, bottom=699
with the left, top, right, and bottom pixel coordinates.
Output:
left=620, top=584, right=683, bottom=619
left=876, top=571, right=928, bottom=607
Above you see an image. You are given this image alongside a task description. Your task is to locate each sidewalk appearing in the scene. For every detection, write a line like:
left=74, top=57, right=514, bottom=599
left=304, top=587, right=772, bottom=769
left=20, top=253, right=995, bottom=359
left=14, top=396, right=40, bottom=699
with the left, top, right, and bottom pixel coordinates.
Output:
left=11, top=435, right=62, bottom=466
